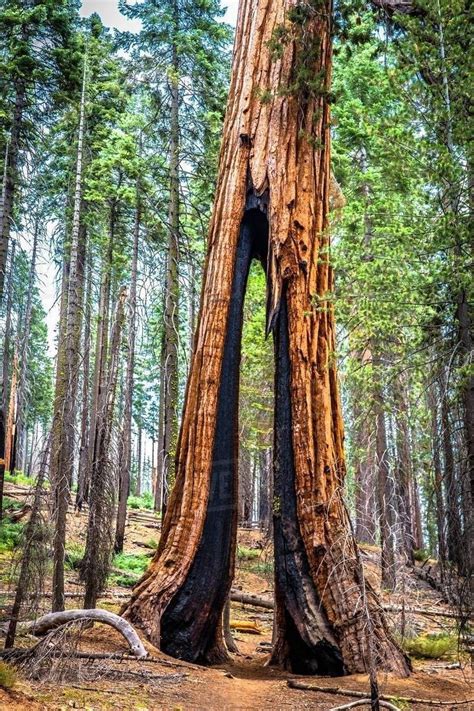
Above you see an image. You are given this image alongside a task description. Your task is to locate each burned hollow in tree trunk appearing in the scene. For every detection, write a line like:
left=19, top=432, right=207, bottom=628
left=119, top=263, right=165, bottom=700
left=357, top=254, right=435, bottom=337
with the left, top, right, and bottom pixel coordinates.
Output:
left=123, top=0, right=410, bottom=678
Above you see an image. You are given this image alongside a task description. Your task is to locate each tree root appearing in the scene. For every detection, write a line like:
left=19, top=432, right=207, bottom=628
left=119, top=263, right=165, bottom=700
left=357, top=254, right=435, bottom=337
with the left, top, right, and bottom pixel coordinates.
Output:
left=329, top=701, right=400, bottom=711
left=287, top=680, right=474, bottom=706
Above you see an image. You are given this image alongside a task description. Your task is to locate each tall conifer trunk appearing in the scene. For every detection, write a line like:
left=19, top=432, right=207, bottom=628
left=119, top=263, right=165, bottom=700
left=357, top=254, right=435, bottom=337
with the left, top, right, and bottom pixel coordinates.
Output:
left=115, top=186, right=140, bottom=553
left=50, top=55, right=88, bottom=611
left=123, top=0, right=409, bottom=677
left=0, top=79, right=26, bottom=300
left=158, top=27, right=180, bottom=512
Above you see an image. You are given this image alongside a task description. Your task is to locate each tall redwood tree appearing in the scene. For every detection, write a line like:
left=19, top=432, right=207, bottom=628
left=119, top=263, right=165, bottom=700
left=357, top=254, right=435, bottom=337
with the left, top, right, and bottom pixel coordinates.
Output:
left=123, top=0, right=410, bottom=677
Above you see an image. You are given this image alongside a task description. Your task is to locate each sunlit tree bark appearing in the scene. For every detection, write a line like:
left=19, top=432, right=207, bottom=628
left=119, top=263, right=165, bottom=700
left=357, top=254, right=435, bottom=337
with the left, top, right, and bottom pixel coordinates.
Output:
left=123, top=0, right=410, bottom=676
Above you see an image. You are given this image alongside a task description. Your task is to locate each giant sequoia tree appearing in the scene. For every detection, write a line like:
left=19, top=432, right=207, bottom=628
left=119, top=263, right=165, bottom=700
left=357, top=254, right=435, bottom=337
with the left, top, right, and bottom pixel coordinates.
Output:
left=123, top=0, right=410, bottom=676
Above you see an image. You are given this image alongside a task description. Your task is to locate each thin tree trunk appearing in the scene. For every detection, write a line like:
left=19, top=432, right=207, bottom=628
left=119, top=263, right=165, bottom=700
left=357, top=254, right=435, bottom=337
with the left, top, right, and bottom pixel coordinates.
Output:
left=14, top=219, right=39, bottom=473
left=375, top=371, right=397, bottom=592
left=115, top=187, right=140, bottom=554
left=154, top=341, right=166, bottom=514
left=136, top=422, right=142, bottom=497
left=85, top=210, right=115, bottom=505
left=0, top=241, right=16, bottom=518
left=75, top=254, right=92, bottom=510
left=393, top=374, right=415, bottom=562
left=122, top=0, right=409, bottom=676
left=83, top=287, right=126, bottom=609
left=439, top=369, right=464, bottom=572
left=160, top=23, right=180, bottom=511
left=4, top=354, right=18, bottom=475
left=50, top=55, right=88, bottom=612
left=353, top=363, right=377, bottom=545
left=0, top=79, right=26, bottom=300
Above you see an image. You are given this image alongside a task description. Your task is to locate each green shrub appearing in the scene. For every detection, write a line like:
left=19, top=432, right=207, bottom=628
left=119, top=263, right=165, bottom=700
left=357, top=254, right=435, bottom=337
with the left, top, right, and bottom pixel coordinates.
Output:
left=413, top=548, right=430, bottom=562
left=237, top=546, right=260, bottom=561
left=0, top=661, right=16, bottom=689
left=127, top=492, right=154, bottom=510
left=402, top=633, right=458, bottom=659
left=113, top=552, right=149, bottom=574
left=1, top=497, right=23, bottom=512
left=4, top=471, right=38, bottom=488
left=0, top=520, right=23, bottom=551
left=250, top=561, right=274, bottom=577
left=65, top=543, right=85, bottom=570
left=109, top=573, right=137, bottom=588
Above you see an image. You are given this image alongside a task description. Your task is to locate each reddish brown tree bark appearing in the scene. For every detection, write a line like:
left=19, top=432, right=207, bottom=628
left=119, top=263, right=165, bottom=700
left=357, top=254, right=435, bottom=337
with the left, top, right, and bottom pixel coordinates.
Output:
left=123, top=0, right=409, bottom=677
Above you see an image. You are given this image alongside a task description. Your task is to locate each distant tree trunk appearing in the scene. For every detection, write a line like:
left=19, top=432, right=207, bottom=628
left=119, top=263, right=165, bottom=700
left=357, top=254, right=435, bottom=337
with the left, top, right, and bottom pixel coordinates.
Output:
left=154, top=347, right=166, bottom=514
left=439, top=368, right=464, bottom=572
left=115, top=188, right=140, bottom=554
left=83, top=287, right=126, bottom=608
left=393, top=374, right=415, bottom=561
left=456, top=289, right=474, bottom=573
left=240, top=448, right=252, bottom=524
left=353, top=358, right=377, bottom=545
left=135, top=423, right=142, bottom=497
left=122, top=0, right=409, bottom=677
left=14, top=218, right=39, bottom=473
left=76, top=254, right=92, bottom=510
left=159, top=30, right=180, bottom=511
left=0, top=241, right=16, bottom=517
left=411, top=474, right=423, bottom=551
left=85, top=209, right=115, bottom=506
left=50, top=55, right=88, bottom=612
left=374, top=361, right=397, bottom=591
left=4, top=354, right=18, bottom=475
left=259, top=447, right=272, bottom=533
left=0, top=78, right=26, bottom=300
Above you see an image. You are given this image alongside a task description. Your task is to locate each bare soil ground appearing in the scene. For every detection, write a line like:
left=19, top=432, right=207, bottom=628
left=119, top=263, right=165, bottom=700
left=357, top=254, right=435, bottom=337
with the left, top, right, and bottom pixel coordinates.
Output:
left=0, top=484, right=472, bottom=710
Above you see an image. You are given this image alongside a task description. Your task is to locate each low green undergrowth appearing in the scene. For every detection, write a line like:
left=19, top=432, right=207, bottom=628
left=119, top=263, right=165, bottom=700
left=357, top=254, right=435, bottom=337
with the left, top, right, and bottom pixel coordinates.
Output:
left=109, top=552, right=149, bottom=588
left=249, top=560, right=274, bottom=577
left=0, top=520, right=24, bottom=551
left=237, top=546, right=260, bottom=561
left=0, top=660, right=16, bottom=689
left=1, top=496, right=23, bottom=512
left=4, top=471, right=39, bottom=488
left=113, top=552, right=150, bottom=574
left=402, top=632, right=458, bottom=659
left=64, top=543, right=85, bottom=571
left=127, top=492, right=154, bottom=510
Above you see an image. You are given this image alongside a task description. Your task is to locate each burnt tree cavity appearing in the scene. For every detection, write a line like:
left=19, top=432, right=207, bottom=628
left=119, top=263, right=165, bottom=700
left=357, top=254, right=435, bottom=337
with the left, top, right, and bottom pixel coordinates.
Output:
left=272, top=295, right=345, bottom=675
left=160, top=202, right=268, bottom=663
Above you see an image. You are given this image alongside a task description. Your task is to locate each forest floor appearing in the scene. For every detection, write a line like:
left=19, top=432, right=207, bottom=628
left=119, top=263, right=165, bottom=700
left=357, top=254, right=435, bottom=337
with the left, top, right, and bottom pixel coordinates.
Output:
left=0, top=483, right=472, bottom=710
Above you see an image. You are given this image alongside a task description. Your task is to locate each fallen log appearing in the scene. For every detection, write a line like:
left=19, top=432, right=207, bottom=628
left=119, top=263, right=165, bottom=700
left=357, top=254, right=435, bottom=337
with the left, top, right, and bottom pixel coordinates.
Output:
left=25, top=609, right=147, bottom=658
left=230, top=589, right=273, bottom=609
left=230, top=590, right=466, bottom=620
left=229, top=620, right=262, bottom=634
left=287, top=680, right=474, bottom=706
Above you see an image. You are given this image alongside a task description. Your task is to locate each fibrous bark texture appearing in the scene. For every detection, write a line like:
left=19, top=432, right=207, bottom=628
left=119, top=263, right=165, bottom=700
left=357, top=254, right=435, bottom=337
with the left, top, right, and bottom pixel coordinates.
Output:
left=123, top=0, right=409, bottom=677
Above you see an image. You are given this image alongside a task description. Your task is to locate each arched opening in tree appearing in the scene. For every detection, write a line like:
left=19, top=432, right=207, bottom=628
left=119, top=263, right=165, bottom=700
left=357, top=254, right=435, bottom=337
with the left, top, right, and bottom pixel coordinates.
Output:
left=122, top=0, right=410, bottom=677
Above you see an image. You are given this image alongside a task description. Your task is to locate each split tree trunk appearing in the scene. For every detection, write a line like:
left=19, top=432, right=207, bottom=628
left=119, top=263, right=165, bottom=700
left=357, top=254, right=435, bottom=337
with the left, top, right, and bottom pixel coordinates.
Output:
left=123, top=0, right=409, bottom=677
